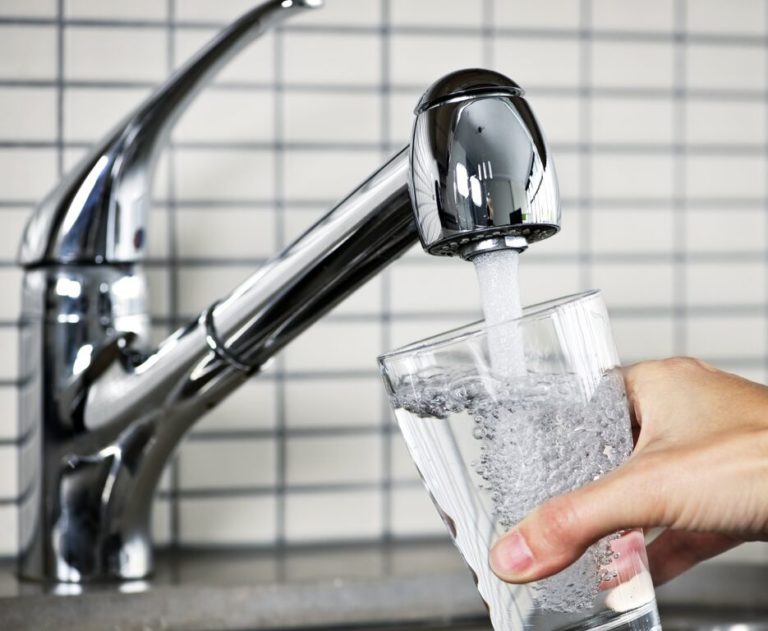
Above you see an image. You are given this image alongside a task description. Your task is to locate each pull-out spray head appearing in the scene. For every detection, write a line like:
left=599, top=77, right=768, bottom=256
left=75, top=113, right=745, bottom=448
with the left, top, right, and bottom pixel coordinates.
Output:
left=408, top=68, right=560, bottom=260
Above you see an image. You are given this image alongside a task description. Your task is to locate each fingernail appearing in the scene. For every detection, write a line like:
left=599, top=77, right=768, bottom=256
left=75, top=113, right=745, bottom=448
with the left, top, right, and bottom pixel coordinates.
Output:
left=490, top=531, right=535, bottom=576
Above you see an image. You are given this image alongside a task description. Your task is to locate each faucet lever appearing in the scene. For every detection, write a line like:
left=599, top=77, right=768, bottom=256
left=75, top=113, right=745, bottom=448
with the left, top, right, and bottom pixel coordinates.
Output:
left=18, top=0, right=323, bottom=268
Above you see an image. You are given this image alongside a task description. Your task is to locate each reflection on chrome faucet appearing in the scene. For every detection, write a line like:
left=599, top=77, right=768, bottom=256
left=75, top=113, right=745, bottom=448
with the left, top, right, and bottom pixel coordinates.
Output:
left=17, top=0, right=560, bottom=582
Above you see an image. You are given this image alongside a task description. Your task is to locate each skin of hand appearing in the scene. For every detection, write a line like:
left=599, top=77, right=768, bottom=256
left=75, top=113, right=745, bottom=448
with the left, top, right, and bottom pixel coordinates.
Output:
left=489, top=357, right=768, bottom=587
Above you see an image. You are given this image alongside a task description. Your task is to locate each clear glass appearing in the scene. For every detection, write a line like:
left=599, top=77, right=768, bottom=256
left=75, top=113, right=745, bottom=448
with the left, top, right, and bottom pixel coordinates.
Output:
left=378, top=290, right=661, bottom=631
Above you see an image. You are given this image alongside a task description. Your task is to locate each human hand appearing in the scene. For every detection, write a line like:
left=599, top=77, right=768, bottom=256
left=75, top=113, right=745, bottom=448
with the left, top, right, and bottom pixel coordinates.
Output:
left=489, top=357, right=768, bottom=586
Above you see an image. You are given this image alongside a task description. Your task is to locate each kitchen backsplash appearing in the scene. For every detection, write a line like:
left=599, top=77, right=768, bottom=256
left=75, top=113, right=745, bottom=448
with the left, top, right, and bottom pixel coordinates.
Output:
left=1, top=0, right=767, bottom=565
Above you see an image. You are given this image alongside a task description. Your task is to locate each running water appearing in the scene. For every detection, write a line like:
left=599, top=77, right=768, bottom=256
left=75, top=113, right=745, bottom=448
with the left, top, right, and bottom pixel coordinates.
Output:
left=472, top=250, right=525, bottom=376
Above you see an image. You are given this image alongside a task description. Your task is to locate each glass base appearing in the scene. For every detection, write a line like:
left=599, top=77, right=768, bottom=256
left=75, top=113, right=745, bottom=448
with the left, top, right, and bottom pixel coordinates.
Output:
left=553, top=601, right=661, bottom=631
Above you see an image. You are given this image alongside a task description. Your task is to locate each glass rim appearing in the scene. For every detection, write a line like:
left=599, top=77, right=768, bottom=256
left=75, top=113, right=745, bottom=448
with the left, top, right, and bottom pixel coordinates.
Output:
left=377, top=288, right=602, bottom=364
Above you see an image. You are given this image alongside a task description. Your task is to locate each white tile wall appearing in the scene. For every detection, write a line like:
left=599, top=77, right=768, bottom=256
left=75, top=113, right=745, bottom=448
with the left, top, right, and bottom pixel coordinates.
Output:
left=0, top=0, right=766, bottom=569
left=686, top=44, right=766, bottom=91
left=590, top=41, right=675, bottom=89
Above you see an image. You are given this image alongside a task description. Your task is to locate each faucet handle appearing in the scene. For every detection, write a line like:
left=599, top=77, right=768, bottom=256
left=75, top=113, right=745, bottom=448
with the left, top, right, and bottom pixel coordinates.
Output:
left=18, top=0, right=323, bottom=268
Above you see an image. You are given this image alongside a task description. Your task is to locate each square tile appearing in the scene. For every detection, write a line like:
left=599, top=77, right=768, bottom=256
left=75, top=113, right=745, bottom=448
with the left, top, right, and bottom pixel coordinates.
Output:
left=391, top=34, right=483, bottom=87
left=0, top=25, right=56, bottom=80
left=388, top=317, right=471, bottom=350
left=0, top=445, right=17, bottom=498
left=174, top=29, right=274, bottom=84
left=0, top=387, right=18, bottom=440
left=685, top=207, right=765, bottom=253
left=282, top=149, right=382, bottom=202
left=64, top=27, right=167, bottom=82
left=591, top=41, right=675, bottom=89
left=194, top=381, right=277, bottom=432
left=0, top=209, right=33, bottom=261
left=283, top=32, right=381, bottom=86
left=0, top=268, right=22, bottom=320
left=493, top=36, right=580, bottom=89
left=685, top=155, right=767, bottom=199
left=177, top=265, right=253, bottom=317
left=152, top=498, right=171, bottom=546
left=611, top=315, right=675, bottom=362
left=65, top=0, right=168, bottom=20
left=145, top=268, right=171, bottom=319
left=592, top=0, right=674, bottom=32
left=686, top=315, right=765, bottom=360
left=173, top=88, right=274, bottom=142
left=174, top=148, right=274, bottom=201
left=283, top=90, right=381, bottom=144
left=519, top=261, right=582, bottom=305
left=176, top=207, right=276, bottom=259
left=553, top=152, right=582, bottom=200
left=686, top=44, right=766, bottom=91
left=685, top=99, right=766, bottom=145
left=0, top=505, right=17, bottom=556
left=0, top=148, right=58, bottom=202
left=0, top=0, right=55, bottom=17
left=285, top=377, right=382, bottom=428
left=291, top=0, right=379, bottom=26
left=591, top=207, right=675, bottom=254
left=389, top=261, right=480, bottom=314
left=686, top=0, right=767, bottom=35
left=592, top=262, right=674, bottom=308
left=495, top=0, right=580, bottom=29
left=591, top=154, right=675, bottom=200
left=284, top=489, right=382, bottom=542
left=390, top=486, right=444, bottom=537
left=0, top=87, right=56, bottom=141
left=591, top=97, right=675, bottom=145
left=685, top=262, right=765, bottom=307
left=283, top=321, right=382, bottom=372
left=179, top=495, right=276, bottom=544
left=179, top=438, right=276, bottom=489
left=391, top=0, right=482, bottom=27
left=286, top=434, right=382, bottom=485
left=175, top=0, right=258, bottom=22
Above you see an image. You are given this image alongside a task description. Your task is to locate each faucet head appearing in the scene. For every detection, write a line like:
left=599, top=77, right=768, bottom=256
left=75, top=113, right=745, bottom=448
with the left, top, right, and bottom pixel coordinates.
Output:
left=408, top=68, right=560, bottom=260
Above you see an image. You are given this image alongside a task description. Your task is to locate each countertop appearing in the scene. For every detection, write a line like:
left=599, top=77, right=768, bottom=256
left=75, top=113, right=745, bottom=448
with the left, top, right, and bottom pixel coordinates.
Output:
left=0, top=539, right=766, bottom=630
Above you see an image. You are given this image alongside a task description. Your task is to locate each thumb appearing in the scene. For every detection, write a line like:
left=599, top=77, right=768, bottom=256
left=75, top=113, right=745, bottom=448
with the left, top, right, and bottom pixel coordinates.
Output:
left=489, top=459, right=663, bottom=583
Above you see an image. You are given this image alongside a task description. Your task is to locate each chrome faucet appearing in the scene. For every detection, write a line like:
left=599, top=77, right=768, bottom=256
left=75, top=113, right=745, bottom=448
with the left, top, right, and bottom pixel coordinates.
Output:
left=17, top=0, right=560, bottom=582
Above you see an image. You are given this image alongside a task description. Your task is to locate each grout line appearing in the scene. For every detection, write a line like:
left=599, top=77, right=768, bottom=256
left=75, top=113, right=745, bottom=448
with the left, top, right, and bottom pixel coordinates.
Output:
left=3, top=15, right=768, bottom=47
left=578, top=0, right=593, bottom=291
left=379, top=0, right=393, bottom=543
left=673, top=0, right=688, bottom=356
left=765, top=1, right=768, bottom=385
left=4, top=78, right=768, bottom=101
left=166, top=0, right=182, bottom=550
left=55, top=0, right=64, bottom=177
left=273, top=25, right=288, bottom=549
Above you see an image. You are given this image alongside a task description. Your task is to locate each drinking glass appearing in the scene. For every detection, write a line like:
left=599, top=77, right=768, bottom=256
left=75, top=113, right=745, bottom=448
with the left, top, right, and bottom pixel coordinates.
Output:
left=378, top=290, right=661, bottom=631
